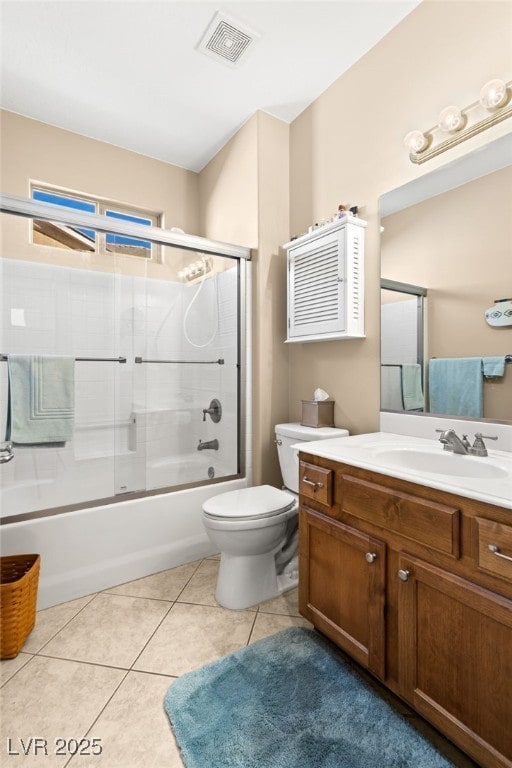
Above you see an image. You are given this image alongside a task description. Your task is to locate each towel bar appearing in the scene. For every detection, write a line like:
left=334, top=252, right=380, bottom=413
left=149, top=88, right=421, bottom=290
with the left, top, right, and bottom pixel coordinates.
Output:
left=134, top=357, right=224, bottom=365
left=1, top=355, right=127, bottom=363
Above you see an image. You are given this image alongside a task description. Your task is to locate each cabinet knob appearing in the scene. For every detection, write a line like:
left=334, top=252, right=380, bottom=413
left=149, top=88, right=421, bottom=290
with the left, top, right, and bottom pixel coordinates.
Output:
left=365, top=552, right=377, bottom=564
left=398, top=569, right=411, bottom=582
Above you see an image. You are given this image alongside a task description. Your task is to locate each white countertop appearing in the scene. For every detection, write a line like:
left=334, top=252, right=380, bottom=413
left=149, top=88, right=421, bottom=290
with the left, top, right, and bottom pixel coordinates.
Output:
left=297, top=432, right=512, bottom=510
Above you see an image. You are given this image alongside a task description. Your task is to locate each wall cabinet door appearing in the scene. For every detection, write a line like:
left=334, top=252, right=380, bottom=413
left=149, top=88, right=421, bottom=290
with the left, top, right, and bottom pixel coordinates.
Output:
left=285, top=217, right=366, bottom=342
left=398, top=553, right=512, bottom=767
left=299, top=507, right=386, bottom=679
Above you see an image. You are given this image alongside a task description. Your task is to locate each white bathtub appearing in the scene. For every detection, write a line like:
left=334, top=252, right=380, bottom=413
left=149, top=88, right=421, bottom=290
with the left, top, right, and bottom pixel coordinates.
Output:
left=146, top=453, right=229, bottom=489
left=0, top=477, right=247, bottom=609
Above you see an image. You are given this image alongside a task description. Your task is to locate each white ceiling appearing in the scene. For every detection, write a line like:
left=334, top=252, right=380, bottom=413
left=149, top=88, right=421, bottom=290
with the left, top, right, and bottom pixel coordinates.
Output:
left=0, top=1, right=420, bottom=172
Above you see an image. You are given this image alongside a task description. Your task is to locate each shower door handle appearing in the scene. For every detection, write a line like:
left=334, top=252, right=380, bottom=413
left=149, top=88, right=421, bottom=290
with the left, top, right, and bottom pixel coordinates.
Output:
left=0, top=441, right=14, bottom=464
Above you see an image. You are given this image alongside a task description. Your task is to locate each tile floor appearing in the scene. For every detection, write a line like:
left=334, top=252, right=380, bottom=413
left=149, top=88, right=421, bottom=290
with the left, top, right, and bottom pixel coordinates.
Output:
left=1, top=555, right=478, bottom=768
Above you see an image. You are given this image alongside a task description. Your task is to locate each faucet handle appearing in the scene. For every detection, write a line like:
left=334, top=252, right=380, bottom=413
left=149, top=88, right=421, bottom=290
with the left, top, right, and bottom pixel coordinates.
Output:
left=461, top=434, right=471, bottom=450
left=470, top=432, right=498, bottom=457
left=202, top=399, right=222, bottom=424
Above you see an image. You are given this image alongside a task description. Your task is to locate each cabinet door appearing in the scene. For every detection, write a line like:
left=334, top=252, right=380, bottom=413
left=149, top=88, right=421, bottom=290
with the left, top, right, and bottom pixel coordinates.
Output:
left=299, top=507, right=386, bottom=679
left=288, top=229, right=346, bottom=339
left=398, top=553, right=512, bottom=767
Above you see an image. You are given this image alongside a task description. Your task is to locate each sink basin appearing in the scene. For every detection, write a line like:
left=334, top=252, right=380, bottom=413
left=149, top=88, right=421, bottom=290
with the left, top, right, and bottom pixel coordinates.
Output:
left=297, top=432, right=512, bottom=507
left=374, top=449, right=508, bottom=479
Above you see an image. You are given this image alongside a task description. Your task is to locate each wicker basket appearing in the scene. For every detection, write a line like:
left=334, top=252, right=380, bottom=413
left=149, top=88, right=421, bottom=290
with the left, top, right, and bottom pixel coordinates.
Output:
left=0, top=554, right=40, bottom=659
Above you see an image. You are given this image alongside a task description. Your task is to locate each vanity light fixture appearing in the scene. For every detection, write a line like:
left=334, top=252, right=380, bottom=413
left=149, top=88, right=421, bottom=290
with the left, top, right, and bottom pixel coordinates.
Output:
left=404, top=78, right=512, bottom=164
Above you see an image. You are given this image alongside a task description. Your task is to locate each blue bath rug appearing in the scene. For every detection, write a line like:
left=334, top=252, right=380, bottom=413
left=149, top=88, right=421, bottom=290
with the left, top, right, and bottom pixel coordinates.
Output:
left=164, top=627, right=454, bottom=768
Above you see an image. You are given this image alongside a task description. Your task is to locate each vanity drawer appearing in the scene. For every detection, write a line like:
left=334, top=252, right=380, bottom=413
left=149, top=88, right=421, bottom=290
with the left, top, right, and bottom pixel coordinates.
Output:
left=299, top=461, right=333, bottom=507
left=340, top=475, right=460, bottom=557
left=476, top=517, right=512, bottom=581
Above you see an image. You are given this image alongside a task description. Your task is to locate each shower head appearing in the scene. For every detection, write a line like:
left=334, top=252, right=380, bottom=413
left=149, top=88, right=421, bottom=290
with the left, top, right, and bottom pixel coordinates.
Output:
left=178, top=255, right=213, bottom=283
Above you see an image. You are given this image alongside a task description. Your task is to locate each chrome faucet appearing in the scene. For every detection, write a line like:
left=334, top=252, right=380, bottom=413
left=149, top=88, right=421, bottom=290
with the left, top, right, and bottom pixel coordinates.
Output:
left=0, top=441, right=14, bottom=464
left=436, top=429, right=498, bottom=456
left=437, top=429, right=470, bottom=454
left=197, top=439, right=219, bottom=451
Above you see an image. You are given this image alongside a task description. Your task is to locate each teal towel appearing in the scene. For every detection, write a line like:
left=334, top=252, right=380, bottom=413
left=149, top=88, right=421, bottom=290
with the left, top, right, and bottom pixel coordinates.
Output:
left=6, top=355, right=75, bottom=445
left=482, top=356, right=506, bottom=377
left=428, top=357, right=483, bottom=418
left=401, top=363, right=424, bottom=410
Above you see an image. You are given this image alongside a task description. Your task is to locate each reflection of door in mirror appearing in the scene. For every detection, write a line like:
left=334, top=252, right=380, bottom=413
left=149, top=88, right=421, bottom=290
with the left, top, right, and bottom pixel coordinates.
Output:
left=381, top=281, right=426, bottom=413
left=380, top=137, right=512, bottom=424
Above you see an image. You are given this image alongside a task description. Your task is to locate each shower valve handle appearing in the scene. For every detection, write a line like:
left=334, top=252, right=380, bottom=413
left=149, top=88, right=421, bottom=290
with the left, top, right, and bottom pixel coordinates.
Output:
left=202, top=399, right=222, bottom=423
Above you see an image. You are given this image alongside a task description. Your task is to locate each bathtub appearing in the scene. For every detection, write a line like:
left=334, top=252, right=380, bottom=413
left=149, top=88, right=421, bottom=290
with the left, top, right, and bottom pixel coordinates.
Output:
left=1, top=476, right=247, bottom=609
left=0, top=408, right=245, bottom=610
left=146, top=453, right=230, bottom=489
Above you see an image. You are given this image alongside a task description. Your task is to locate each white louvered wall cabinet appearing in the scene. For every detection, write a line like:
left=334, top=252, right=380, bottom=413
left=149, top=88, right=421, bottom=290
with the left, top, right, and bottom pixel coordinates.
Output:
left=284, top=216, right=367, bottom=343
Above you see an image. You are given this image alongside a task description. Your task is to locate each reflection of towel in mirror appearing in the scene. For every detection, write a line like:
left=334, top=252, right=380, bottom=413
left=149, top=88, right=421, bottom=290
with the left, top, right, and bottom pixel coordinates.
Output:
left=482, top=356, right=506, bottom=378
left=428, top=357, right=483, bottom=418
left=6, top=355, right=75, bottom=446
left=401, top=364, right=424, bottom=411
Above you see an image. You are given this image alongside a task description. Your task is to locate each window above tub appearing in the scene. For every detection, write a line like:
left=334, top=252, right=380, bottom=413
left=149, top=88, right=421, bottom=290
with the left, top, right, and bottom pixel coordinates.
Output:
left=31, top=184, right=162, bottom=260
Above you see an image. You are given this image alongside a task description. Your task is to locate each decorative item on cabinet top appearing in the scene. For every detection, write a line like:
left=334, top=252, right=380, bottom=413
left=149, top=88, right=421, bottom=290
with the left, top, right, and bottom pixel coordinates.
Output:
left=284, top=216, right=367, bottom=343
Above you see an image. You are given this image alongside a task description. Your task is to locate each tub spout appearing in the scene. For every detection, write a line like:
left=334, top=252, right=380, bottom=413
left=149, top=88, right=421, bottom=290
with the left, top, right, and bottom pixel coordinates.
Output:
left=197, top=439, right=219, bottom=451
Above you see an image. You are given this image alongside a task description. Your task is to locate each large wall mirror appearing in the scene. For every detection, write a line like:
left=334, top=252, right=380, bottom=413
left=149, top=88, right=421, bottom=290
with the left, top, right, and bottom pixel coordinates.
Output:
left=379, top=133, right=512, bottom=424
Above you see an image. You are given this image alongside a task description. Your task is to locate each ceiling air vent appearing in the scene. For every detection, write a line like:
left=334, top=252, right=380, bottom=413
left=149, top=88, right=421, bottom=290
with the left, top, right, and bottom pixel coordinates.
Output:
left=197, top=11, right=260, bottom=67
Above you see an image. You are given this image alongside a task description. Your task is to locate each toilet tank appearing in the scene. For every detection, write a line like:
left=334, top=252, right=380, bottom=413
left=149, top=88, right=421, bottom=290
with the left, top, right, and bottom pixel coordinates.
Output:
left=275, top=423, right=349, bottom=493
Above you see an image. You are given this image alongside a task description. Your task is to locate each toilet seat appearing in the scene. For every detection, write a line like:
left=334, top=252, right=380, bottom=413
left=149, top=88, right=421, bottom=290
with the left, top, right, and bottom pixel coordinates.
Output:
left=203, top=485, right=296, bottom=522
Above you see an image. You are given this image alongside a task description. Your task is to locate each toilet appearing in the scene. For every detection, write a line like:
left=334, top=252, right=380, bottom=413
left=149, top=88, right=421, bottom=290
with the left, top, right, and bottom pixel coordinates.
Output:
left=202, top=422, right=349, bottom=609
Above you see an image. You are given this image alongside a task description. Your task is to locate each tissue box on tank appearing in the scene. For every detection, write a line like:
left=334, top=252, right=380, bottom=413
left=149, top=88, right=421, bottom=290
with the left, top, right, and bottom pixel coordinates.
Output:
left=301, top=400, right=335, bottom=428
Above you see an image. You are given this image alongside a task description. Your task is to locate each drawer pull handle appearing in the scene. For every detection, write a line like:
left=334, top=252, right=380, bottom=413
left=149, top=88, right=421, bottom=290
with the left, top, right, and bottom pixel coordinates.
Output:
left=398, top=569, right=411, bottom=582
left=488, top=544, right=512, bottom=563
left=303, top=477, right=324, bottom=490
left=365, top=552, right=377, bottom=564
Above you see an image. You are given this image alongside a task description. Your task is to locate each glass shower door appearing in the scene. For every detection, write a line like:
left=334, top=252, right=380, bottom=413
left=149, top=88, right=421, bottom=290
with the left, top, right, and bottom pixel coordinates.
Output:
left=1, top=204, right=244, bottom=521
left=130, top=247, right=240, bottom=492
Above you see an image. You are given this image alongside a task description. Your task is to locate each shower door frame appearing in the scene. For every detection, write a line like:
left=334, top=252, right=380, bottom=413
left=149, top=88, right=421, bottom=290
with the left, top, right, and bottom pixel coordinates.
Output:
left=380, top=278, right=427, bottom=413
left=0, top=193, right=251, bottom=523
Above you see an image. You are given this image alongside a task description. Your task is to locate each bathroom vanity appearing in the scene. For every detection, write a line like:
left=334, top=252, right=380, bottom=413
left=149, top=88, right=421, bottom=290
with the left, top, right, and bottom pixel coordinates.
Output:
left=298, top=433, right=512, bottom=768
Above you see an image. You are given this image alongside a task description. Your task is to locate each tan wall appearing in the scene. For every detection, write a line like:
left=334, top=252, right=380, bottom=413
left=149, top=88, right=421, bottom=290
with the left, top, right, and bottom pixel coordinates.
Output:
left=198, top=115, right=258, bottom=249
left=288, top=0, right=512, bottom=435
left=381, top=166, right=512, bottom=421
left=254, top=112, right=290, bottom=486
left=0, top=110, right=199, bottom=279
left=199, top=112, right=290, bottom=485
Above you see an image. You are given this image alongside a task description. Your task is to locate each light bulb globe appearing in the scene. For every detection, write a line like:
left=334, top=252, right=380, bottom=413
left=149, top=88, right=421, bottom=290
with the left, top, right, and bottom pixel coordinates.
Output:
left=480, top=79, right=509, bottom=110
left=404, top=130, right=429, bottom=154
left=438, top=105, right=466, bottom=133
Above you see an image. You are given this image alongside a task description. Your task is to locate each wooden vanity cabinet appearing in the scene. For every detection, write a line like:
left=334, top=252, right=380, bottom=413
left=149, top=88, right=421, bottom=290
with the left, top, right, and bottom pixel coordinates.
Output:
left=398, top=553, right=512, bottom=767
left=300, top=508, right=386, bottom=678
left=298, top=454, right=512, bottom=768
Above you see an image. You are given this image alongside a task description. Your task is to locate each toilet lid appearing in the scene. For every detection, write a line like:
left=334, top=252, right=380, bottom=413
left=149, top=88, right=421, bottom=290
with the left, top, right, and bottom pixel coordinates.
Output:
left=203, top=485, right=296, bottom=520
